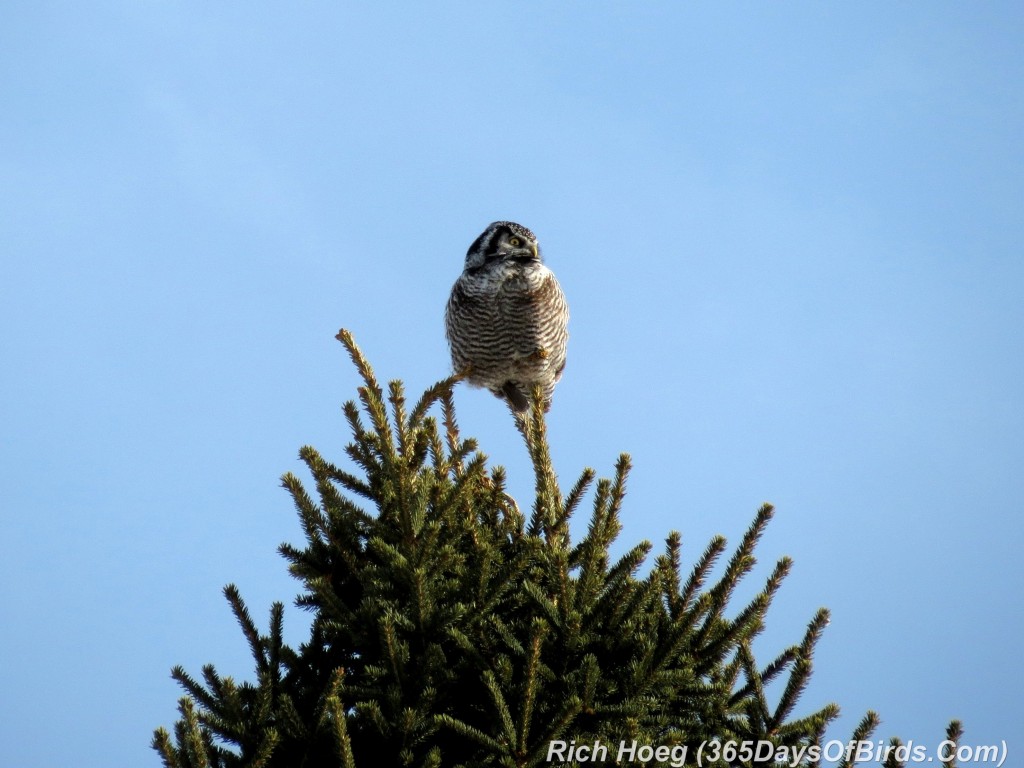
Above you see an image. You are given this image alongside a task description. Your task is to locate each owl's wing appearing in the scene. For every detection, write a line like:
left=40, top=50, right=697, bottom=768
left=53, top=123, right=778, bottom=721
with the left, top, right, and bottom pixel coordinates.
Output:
left=532, top=270, right=569, bottom=377
left=445, top=276, right=496, bottom=374
left=446, top=277, right=483, bottom=341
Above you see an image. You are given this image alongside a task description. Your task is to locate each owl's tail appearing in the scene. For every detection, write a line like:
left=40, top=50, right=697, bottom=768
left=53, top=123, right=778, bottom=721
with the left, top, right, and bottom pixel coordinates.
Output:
left=499, top=381, right=531, bottom=415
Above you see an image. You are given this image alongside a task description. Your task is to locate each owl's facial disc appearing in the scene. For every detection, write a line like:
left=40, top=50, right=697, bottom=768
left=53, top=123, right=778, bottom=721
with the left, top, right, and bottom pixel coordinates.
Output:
left=464, top=221, right=540, bottom=271
left=495, top=226, right=540, bottom=264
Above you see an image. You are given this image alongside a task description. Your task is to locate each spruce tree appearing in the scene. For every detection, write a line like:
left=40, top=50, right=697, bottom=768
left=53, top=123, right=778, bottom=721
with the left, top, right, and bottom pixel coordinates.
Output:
left=153, top=330, right=959, bottom=767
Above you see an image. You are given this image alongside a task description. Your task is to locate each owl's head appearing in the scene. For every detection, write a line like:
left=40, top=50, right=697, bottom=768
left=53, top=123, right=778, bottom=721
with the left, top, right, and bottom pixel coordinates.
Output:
left=464, top=221, right=540, bottom=271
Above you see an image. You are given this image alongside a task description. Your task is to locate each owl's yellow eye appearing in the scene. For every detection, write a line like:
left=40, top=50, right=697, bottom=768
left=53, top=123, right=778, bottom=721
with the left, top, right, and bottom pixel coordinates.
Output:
left=508, top=237, right=521, bottom=247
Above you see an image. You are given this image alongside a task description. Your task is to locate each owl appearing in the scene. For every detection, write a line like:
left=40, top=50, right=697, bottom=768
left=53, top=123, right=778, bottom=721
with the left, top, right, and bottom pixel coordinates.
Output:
left=445, top=221, right=569, bottom=415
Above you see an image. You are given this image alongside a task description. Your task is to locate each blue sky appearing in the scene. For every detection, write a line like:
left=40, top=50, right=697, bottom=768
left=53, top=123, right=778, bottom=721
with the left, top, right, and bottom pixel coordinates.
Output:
left=2, top=2, right=1022, bottom=766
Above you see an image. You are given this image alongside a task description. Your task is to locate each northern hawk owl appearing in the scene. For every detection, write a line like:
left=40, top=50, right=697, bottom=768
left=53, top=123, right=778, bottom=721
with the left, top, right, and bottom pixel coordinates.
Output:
left=445, top=221, right=569, bottom=415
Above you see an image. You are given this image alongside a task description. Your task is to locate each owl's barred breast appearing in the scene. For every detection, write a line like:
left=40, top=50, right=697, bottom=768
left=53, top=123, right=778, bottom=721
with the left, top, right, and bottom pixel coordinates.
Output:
left=446, top=261, right=568, bottom=393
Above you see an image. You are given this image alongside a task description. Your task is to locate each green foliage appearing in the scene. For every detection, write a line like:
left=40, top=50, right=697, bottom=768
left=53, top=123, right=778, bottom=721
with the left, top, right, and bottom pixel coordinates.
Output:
left=154, top=330, right=957, bottom=767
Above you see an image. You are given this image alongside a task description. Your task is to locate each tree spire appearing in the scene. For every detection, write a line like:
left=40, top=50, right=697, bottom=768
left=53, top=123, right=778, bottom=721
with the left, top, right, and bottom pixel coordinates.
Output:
left=154, top=329, right=958, bottom=767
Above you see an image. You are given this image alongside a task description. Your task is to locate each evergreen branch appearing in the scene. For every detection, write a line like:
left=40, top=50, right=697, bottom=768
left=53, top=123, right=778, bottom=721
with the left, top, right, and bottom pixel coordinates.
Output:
left=335, top=328, right=378, bottom=394
left=483, top=669, right=517, bottom=747
left=487, top=614, right=526, bottom=656
left=368, top=536, right=411, bottom=572
left=679, top=535, right=727, bottom=616
left=736, top=642, right=770, bottom=733
left=772, top=701, right=840, bottom=742
left=272, top=693, right=306, bottom=743
left=835, top=706, right=881, bottom=768
left=696, top=505, right=774, bottom=648
left=356, top=698, right=391, bottom=739
left=729, top=645, right=798, bottom=704
left=577, top=653, right=602, bottom=713
left=941, top=721, right=963, bottom=768
left=473, top=541, right=539, bottom=620
left=356, top=380, right=393, bottom=459
left=441, top=453, right=488, bottom=522
left=608, top=454, right=631, bottom=521
left=198, top=663, right=231, bottom=712
left=336, top=329, right=390, bottom=439
left=480, top=464, right=524, bottom=533
left=281, top=471, right=329, bottom=547
left=151, top=726, right=179, bottom=768
left=448, top=438, right=481, bottom=479
left=445, top=626, right=489, bottom=668
left=522, top=694, right=584, bottom=766
left=194, top=676, right=245, bottom=746
left=224, top=584, right=265, bottom=674
left=249, top=727, right=281, bottom=768
left=416, top=747, right=443, bottom=768
left=523, top=580, right=563, bottom=630
left=770, top=656, right=811, bottom=732
left=717, top=648, right=744, bottom=701
left=801, top=703, right=844, bottom=768
left=169, top=665, right=219, bottom=715
left=562, top=467, right=597, bottom=522
left=378, top=609, right=410, bottom=683
left=605, top=540, right=654, bottom=585
left=389, top=380, right=411, bottom=460
left=765, top=608, right=830, bottom=731
left=299, top=445, right=375, bottom=501
left=701, top=592, right=769, bottom=662
left=517, top=617, right=550, bottom=752
left=762, top=555, right=793, bottom=611
left=179, top=697, right=211, bottom=768
left=523, top=395, right=563, bottom=539
left=592, top=543, right=655, bottom=638
left=300, top=446, right=355, bottom=519
left=656, top=532, right=683, bottom=618
left=361, top=390, right=396, bottom=466
left=882, top=738, right=906, bottom=768
left=341, top=401, right=371, bottom=460
left=440, top=390, right=464, bottom=476
left=267, top=602, right=285, bottom=687
left=808, top=715, right=830, bottom=768
left=425, top=415, right=447, bottom=477
left=797, top=607, right=830, bottom=663
left=571, top=477, right=613, bottom=609
left=409, top=373, right=461, bottom=429
left=435, top=713, right=507, bottom=752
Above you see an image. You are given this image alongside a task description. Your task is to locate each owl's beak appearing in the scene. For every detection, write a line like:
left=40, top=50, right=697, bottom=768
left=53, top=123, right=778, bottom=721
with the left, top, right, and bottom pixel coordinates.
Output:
left=530, top=243, right=539, bottom=260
